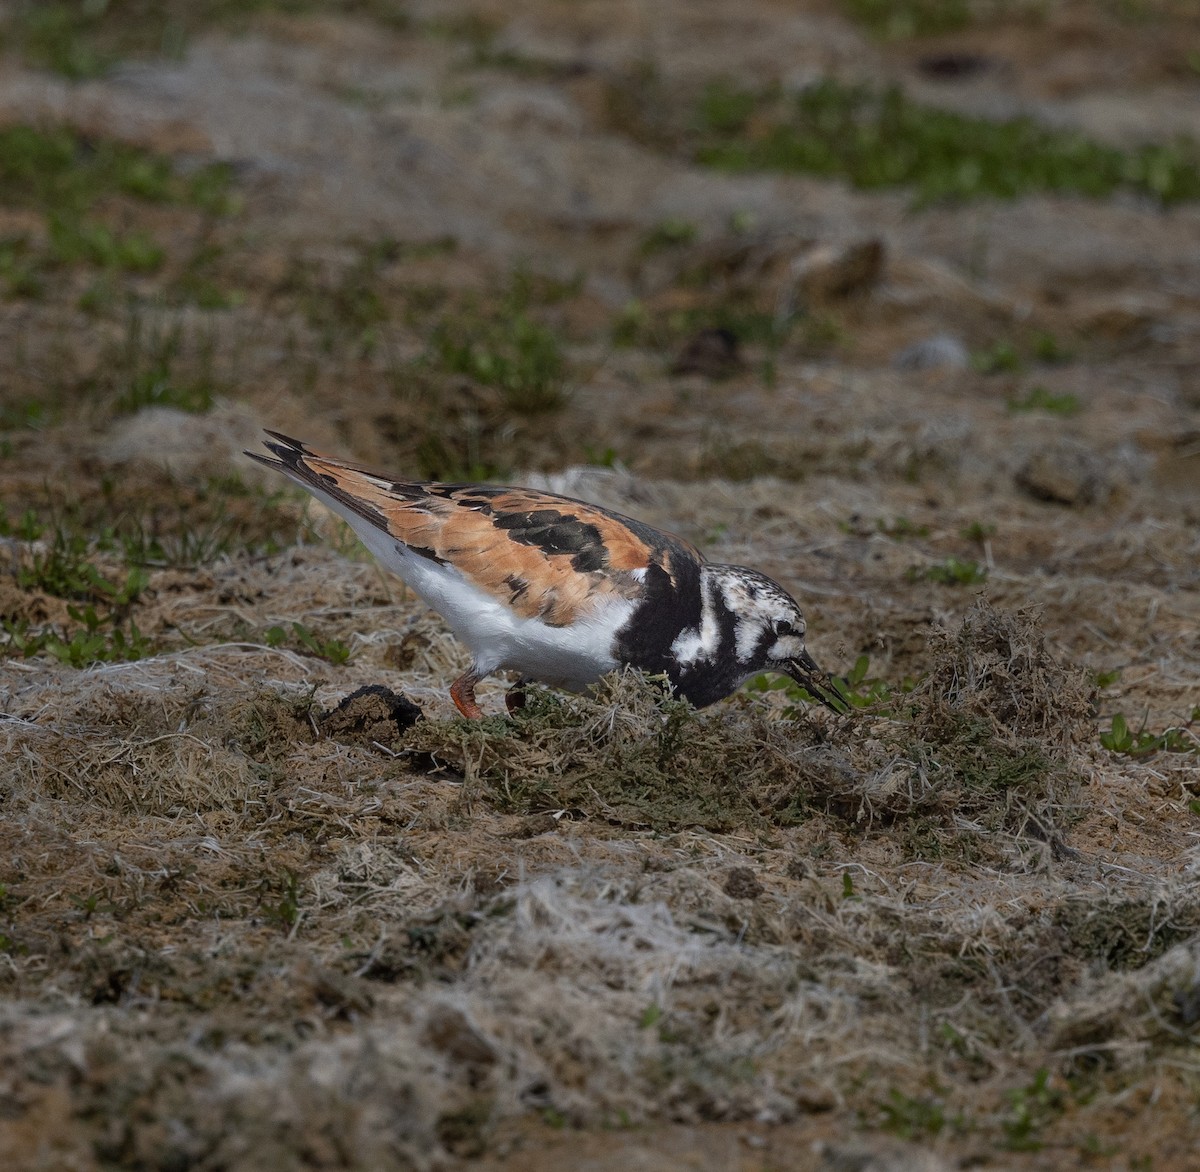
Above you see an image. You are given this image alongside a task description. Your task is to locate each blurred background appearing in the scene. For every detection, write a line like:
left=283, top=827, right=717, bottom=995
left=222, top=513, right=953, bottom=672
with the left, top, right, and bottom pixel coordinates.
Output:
left=0, top=0, right=1198, bottom=679
left=3, top=7, right=1200, bottom=1168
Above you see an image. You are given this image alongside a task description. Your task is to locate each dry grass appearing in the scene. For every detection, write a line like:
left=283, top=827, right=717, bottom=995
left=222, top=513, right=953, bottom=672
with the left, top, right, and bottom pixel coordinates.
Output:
left=1, top=2, right=1199, bottom=1167
left=2, top=594, right=1197, bottom=1168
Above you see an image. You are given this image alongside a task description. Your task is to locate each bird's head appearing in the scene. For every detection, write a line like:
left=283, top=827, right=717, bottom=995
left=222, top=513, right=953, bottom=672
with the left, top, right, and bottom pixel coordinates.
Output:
left=711, top=566, right=846, bottom=712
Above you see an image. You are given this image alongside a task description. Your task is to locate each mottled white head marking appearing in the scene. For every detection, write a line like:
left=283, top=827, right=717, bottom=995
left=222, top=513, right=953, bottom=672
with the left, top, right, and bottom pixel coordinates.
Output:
left=711, top=567, right=807, bottom=666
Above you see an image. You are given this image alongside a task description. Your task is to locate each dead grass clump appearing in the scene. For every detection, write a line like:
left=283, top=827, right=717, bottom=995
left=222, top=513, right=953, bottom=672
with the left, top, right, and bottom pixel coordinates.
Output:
left=12, top=727, right=260, bottom=816
left=876, top=600, right=1096, bottom=846
left=908, top=598, right=1095, bottom=748
left=318, top=683, right=422, bottom=748
left=1052, top=890, right=1200, bottom=972
left=404, top=671, right=852, bottom=832
left=2, top=664, right=323, bottom=821
left=1043, top=932, right=1200, bottom=1057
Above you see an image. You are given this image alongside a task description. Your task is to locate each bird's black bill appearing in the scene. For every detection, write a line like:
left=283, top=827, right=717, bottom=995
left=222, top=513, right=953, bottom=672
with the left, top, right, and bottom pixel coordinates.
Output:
left=786, top=650, right=851, bottom=715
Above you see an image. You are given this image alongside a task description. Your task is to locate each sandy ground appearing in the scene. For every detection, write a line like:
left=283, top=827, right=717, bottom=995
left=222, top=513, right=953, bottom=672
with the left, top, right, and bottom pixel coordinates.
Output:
left=1, top=2, right=1199, bottom=1169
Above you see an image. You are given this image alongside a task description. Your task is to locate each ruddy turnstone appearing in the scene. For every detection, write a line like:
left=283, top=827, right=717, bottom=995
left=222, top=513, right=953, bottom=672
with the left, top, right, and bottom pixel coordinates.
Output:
left=247, top=431, right=840, bottom=717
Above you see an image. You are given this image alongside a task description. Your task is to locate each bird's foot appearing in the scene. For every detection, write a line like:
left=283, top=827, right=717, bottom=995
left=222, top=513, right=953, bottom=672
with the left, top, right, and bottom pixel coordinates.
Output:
left=450, top=672, right=484, bottom=719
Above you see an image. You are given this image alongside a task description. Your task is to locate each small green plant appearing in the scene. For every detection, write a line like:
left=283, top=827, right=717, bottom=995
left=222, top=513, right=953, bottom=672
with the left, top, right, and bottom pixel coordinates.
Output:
left=2, top=609, right=153, bottom=667
left=264, top=871, right=303, bottom=931
left=960, top=520, right=996, bottom=544
left=912, top=557, right=988, bottom=586
left=972, top=340, right=1022, bottom=375
left=1002, top=1068, right=1064, bottom=1152
left=1093, top=668, right=1121, bottom=688
left=17, top=523, right=148, bottom=604
left=878, top=1088, right=952, bottom=1139
left=111, top=315, right=219, bottom=415
left=693, top=79, right=1200, bottom=205
left=51, top=606, right=153, bottom=667
left=842, top=0, right=969, bottom=38
left=431, top=313, right=566, bottom=413
left=747, top=653, right=910, bottom=714
left=1031, top=331, right=1074, bottom=364
left=1007, top=385, right=1082, bottom=416
left=1100, top=712, right=1197, bottom=757
left=265, top=622, right=352, bottom=665
left=0, top=507, right=44, bottom=540
left=638, top=217, right=698, bottom=255
left=878, top=516, right=930, bottom=538
left=48, top=214, right=164, bottom=273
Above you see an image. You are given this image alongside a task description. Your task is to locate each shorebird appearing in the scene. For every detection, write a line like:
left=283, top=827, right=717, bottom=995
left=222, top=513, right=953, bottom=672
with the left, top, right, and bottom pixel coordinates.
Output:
left=247, top=431, right=840, bottom=718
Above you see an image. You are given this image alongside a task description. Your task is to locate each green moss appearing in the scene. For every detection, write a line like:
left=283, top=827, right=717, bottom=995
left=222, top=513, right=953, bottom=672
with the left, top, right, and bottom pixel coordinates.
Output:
left=841, top=0, right=970, bottom=38
left=1007, top=385, right=1083, bottom=417
left=404, top=677, right=830, bottom=832
left=0, top=124, right=231, bottom=216
left=694, top=79, right=1200, bottom=205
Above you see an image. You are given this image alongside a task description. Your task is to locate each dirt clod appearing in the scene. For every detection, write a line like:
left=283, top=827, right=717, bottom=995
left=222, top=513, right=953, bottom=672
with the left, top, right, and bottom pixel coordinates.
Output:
left=319, top=684, right=423, bottom=747
left=723, top=867, right=764, bottom=900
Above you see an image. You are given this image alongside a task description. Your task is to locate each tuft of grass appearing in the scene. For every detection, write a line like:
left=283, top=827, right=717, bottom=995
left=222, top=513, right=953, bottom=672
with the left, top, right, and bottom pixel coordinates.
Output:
left=0, top=123, right=233, bottom=217
left=912, top=557, right=988, bottom=586
left=972, top=340, right=1022, bottom=374
left=430, top=315, right=565, bottom=413
left=1100, top=712, right=1198, bottom=757
left=404, top=603, right=1090, bottom=856
left=1002, top=1069, right=1064, bottom=1152
left=293, top=238, right=397, bottom=353
left=877, top=1087, right=956, bottom=1139
left=1031, top=330, right=1074, bottom=364
left=841, top=0, right=970, bottom=38
left=2, top=608, right=154, bottom=667
left=428, top=276, right=568, bottom=413
left=3, top=2, right=411, bottom=81
left=0, top=123, right=235, bottom=301
left=265, top=622, right=352, bottom=665
left=1007, top=385, right=1083, bottom=417
left=404, top=673, right=833, bottom=832
left=48, top=214, right=164, bottom=274
left=878, top=516, right=930, bottom=539
left=693, top=79, right=1200, bottom=205
left=638, top=217, right=698, bottom=255
left=15, top=524, right=148, bottom=605
left=960, top=520, right=996, bottom=544
left=0, top=507, right=45, bottom=540
left=10, top=1, right=116, bottom=80
left=109, top=314, right=221, bottom=414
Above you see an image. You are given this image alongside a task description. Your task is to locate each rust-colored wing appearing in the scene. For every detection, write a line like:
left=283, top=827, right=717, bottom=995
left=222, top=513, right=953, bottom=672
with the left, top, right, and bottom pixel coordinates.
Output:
left=246, top=431, right=702, bottom=627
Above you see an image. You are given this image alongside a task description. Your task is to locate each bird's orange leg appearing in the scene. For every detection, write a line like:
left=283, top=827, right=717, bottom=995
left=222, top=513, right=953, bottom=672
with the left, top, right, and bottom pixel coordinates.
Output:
left=450, top=671, right=485, bottom=720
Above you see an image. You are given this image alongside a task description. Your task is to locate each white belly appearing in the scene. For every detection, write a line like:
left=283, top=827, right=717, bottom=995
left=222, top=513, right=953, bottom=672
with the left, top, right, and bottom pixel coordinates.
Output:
left=308, top=488, right=631, bottom=689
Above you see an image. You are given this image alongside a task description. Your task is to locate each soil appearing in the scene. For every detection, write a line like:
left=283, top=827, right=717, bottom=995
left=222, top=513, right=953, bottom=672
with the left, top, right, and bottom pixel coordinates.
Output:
left=1, top=2, right=1199, bottom=1170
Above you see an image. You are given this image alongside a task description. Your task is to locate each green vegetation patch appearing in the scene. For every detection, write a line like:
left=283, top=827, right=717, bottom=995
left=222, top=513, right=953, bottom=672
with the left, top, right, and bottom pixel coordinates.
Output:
left=1054, top=893, right=1200, bottom=971
left=1007, top=385, right=1083, bottom=416
left=3, top=0, right=410, bottom=80
left=841, top=0, right=970, bottom=38
left=694, top=79, right=1200, bottom=204
left=405, top=602, right=1091, bottom=853
left=0, top=123, right=232, bottom=216
left=0, top=123, right=234, bottom=299
left=1100, top=710, right=1198, bottom=757
left=405, top=674, right=837, bottom=832
left=427, top=273, right=570, bottom=414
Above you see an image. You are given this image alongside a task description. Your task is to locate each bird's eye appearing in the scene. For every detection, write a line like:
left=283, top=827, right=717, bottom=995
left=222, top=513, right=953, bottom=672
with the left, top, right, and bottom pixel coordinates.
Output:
left=773, top=619, right=794, bottom=637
